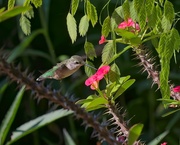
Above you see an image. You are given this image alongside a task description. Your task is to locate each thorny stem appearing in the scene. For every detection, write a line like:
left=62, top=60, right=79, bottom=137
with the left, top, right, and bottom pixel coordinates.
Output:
left=0, top=56, right=121, bottom=145
left=135, top=45, right=180, bottom=102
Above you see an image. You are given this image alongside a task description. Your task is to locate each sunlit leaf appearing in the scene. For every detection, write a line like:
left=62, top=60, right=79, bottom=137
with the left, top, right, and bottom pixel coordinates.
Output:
left=66, top=12, right=77, bottom=43
left=20, top=14, right=31, bottom=35
left=8, top=0, right=15, bottom=9
left=79, top=15, right=89, bottom=36
left=31, top=0, right=42, bottom=8
left=71, top=0, right=79, bottom=16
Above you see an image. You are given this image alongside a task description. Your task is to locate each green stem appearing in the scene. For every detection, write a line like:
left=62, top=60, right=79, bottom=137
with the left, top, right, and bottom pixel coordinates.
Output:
left=39, top=7, right=56, bottom=64
left=108, top=45, right=132, bottom=64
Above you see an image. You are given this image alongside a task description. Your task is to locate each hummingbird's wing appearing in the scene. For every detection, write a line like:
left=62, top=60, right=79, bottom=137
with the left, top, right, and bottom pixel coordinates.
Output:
left=36, top=64, right=61, bottom=81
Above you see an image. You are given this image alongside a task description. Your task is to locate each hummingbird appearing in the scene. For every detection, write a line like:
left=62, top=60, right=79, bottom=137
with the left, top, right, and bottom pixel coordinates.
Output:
left=36, top=55, right=86, bottom=81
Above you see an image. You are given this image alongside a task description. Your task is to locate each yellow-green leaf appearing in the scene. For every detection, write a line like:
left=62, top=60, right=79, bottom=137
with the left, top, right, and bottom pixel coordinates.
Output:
left=66, top=13, right=77, bottom=43
left=71, top=0, right=79, bottom=16
left=79, top=15, right=89, bottom=36
left=102, top=16, right=110, bottom=37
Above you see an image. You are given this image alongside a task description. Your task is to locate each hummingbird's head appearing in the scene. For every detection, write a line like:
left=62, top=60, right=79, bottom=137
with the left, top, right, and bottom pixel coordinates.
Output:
left=66, top=55, right=85, bottom=70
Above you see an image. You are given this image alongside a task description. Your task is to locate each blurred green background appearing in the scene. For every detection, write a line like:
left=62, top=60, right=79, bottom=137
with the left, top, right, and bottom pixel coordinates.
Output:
left=0, top=0, right=180, bottom=145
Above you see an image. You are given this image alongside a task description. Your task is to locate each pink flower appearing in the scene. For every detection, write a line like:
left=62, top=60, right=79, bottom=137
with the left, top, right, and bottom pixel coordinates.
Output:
left=161, top=142, right=167, bottom=145
left=173, top=86, right=180, bottom=93
left=99, top=35, right=106, bottom=44
left=118, top=18, right=140, bottom=32
left=85, top=65, right=110, bottom=90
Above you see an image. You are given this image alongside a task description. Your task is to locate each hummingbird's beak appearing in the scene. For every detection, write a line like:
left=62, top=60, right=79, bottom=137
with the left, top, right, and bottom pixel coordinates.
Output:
left=84, top=63, right=97, bottom=70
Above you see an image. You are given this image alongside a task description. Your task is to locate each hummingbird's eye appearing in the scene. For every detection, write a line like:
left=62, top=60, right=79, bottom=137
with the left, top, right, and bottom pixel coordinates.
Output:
left=74, top=61, right=80, bottom=64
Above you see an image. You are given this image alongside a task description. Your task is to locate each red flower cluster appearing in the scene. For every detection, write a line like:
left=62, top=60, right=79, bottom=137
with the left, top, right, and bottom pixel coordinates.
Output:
left=172, top=86, right=180, bottom=93
left=161, top=142, right=167, bottom=145
left=85, top=65, right=110, bottom=90
left=118, top=18, right=140, bottom=32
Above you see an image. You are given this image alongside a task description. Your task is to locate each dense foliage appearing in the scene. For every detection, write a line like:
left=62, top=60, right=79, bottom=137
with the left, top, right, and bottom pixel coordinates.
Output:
left=0, top=0, right=180, bottom=145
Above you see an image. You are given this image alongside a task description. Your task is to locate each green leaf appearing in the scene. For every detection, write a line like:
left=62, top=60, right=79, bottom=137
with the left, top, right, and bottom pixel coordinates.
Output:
left=20, top=14, right=31, bottom=35
left=86, top=0, right=91, bottom=20
left=110, top=6, right=123, bottom=29
left=102, top=16, right=111, bottom=37
left=86, top=97, right=108, bottom=110
left=66, top=12, right=77, bottom=43
left=31, top=0, right=42, bottom=8
left=138, top=6, right=146, bottom=30
left=7, top=109, right=73, bottom=145
left=71, top=0, right=79, bottom=16
left=8, top=0, right=15, bottom=9
left=164, top=1, right=175, bottom=22
left=161, top=16, right=171, bottom=32
left=128, top=124, right=144, bottom=145
left=133, top=0, right=141, bottom=14
left=108, top=63, right=120, bottom=82
left=0, top=86, right=26, bottom=145
left=148, top=5, right=158, bottom=28
left=63, top=129, right=76, bottom=145
left=24, top=7, right=34, bottom=19
left=84, top=61, right=96, bottom=77
left=79, top=15, right=89, bottom=36
left=84, top=41, right=96, bottom=61
left=0, top=6, right=30, bottom=22
left=148, top=130, right=169, bottom=145
left=122, top=0, right=130, bottom=20
left=115, top=28, right=138, bottom=39
left=129, top=1, right=138, bottom=21
left=0, top=7, right=5, bottom=13
left=114, top=79, right=135, bottom=100
left=145, top=0, right=154, bottom=14
left=102, top=42, right=114, bottom=64
left=89, top=3, right=98, bottom=27
left=162, top=108, right=180, bottom=117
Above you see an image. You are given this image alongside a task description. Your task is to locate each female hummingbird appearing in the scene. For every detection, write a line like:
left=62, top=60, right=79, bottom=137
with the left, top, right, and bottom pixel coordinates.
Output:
left=36, top=55, right=85, bottom=81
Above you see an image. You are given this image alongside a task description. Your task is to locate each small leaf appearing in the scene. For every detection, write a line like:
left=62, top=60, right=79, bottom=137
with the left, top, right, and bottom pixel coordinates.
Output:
left=90, top=3, right=98, bottom=27
left=84, top=41, right=96, bottom=61
left=102, top=16, right=111, bottom=37
left=128, top=124, right=144, bottom=145
left=71, top=0, right=79, bottom=16
left=164, top=1, right=174, bottom=22
left=20, top=14, right=31, bottom=35
left=24, top=7, right=34, bottom=19
left=115, top=28, right=138, bottom=39
left=0, top=7, right=5, bottom=13
left=138, top=6, right=146, bottom=30
left=86, top=97, right=108, bottom=110
left=79, top=15, right=89, bottom=36
left=66, top=12, right=77, bottom=43
left=102, top=42, right=114, bottom=64
left=133, top=0, right=141, bottom=14
left=84, top=61, right=96, bottom=77
left=108, top=63, right=120, bottom=82
left=110, top=6, right=123, bottom=29
left=114, top=79, right=135, bottom=100
left=31, top=0, right=42, bottom=8
left=122, top=0, right=130, bottom=20
left=8, top=0, right=15, bottom=9
left=145, top=0, right=154, bottom=14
